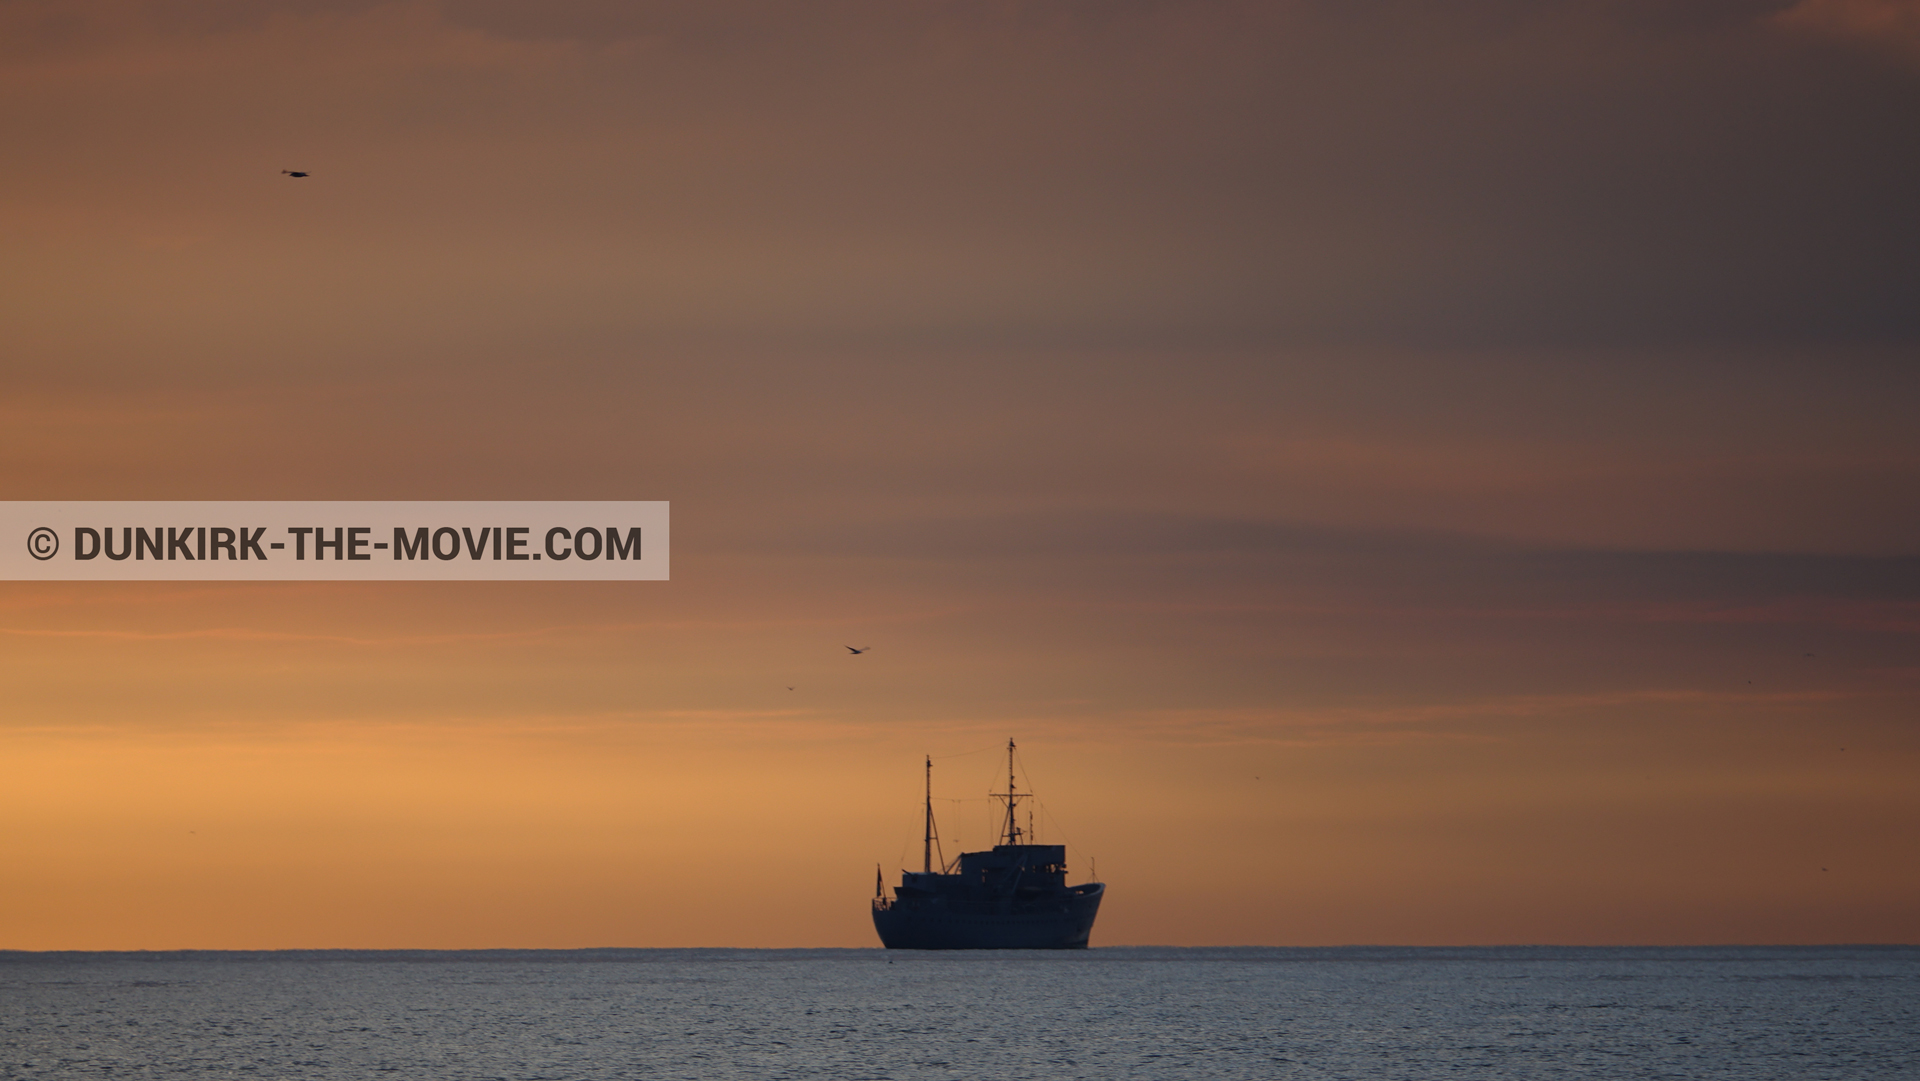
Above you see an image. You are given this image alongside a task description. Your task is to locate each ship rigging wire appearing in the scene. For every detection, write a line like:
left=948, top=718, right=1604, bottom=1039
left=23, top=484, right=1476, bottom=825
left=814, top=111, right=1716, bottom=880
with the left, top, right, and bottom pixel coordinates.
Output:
left=1015, top=746, right=1095, bottom=879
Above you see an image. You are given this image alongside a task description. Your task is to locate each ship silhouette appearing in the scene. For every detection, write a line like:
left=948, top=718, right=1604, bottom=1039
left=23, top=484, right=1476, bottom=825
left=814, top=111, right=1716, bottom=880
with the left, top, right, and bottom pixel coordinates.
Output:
left=872, top=740, right=1105, bottom=949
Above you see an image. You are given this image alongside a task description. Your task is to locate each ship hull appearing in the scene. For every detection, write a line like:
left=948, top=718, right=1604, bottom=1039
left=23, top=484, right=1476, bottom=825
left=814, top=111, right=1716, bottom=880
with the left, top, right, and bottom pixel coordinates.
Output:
left=873, top=883, right=1104, bottom=950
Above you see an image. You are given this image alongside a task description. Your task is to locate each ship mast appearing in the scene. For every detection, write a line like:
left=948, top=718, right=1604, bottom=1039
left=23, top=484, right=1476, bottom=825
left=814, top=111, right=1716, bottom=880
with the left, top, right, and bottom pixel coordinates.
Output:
left=996, top=737, right=1029, bottom=845
left=923, top=755, right=935, bottom=873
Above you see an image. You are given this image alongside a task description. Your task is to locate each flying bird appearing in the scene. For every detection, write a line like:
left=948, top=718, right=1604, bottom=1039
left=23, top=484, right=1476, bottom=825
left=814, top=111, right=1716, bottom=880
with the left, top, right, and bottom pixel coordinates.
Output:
left=281, top=170, right=310, bottom=177
left=846, top=646, right=872, bottom=654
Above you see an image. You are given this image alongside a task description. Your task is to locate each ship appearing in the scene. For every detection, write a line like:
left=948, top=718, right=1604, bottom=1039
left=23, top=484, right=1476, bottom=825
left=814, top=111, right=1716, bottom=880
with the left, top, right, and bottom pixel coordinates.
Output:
left=872, top=739, right=1105, bottom=949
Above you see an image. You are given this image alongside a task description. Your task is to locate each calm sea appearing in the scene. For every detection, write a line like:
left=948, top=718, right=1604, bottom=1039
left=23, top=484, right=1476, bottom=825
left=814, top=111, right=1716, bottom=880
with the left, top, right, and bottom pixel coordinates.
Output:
left=3, top=947, right=1913, bottom=1079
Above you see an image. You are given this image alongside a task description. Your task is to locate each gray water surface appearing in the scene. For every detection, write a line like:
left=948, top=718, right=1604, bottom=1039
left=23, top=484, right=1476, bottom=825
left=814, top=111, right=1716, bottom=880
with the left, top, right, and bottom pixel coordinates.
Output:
left=3, top=947, right=1914, bottom=1079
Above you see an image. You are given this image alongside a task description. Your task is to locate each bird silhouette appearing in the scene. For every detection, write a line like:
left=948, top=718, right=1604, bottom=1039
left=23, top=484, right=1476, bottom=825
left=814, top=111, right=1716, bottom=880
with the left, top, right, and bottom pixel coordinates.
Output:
left=281, top=170, right=310, bottom=177
left=846, top=646, right=872, bottom=654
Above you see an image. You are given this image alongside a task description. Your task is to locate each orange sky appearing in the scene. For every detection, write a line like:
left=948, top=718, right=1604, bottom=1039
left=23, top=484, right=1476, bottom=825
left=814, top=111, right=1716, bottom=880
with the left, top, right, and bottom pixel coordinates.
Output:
left=3, top=0, right=1918, bottom=948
